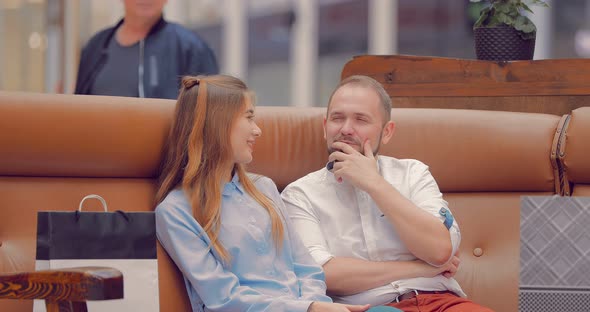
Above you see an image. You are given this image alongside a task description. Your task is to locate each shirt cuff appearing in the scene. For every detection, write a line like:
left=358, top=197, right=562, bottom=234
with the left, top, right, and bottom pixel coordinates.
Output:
left=311, top=250, right=334, bottom=267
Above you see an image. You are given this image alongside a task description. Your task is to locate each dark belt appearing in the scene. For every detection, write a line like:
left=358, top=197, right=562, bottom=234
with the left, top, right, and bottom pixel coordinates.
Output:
left=395, top=290, right=458, bottom=303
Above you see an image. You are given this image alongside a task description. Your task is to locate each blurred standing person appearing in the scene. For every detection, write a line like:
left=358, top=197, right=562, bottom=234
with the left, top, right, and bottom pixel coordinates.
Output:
left=75, top=0, right=218, bottom=99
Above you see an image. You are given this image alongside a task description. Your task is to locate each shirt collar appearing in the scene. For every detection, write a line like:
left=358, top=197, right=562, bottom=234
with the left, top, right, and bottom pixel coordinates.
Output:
left=222, top=172, right=244, bottom=196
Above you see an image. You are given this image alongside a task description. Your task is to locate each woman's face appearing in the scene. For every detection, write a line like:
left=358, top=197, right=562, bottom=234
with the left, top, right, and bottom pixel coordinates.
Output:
left=230, top=99, right=261, bottom=165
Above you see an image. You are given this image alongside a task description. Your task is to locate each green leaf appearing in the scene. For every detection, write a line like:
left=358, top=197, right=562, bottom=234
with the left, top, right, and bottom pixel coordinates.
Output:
left=494, top=2, right=512, bottom=13
left=473, top=7, right=492, bottom=28
left=514, top=16, right=536, bottom=33
left=521, top=3, right=534, bottom=14
left=487, top=15, right=501, bottom=26
left=506, top=9, right=519, bottom=18
left=495, top=12, right=515, bottom=26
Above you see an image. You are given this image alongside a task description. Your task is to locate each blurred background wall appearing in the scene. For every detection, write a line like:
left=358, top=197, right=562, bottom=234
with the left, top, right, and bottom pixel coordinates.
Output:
left=1, top=0, right=589, bottom=107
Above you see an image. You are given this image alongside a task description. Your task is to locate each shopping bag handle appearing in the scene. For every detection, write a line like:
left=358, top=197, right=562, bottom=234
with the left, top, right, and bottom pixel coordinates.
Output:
left=78, top=194, right=108, bottom=212
left=76, top=195, right=131, bottom=223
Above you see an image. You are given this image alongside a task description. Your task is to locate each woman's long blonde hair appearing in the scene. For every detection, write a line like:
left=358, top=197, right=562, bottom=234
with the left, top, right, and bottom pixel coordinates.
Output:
left=156, top=75, right=284, bottom=264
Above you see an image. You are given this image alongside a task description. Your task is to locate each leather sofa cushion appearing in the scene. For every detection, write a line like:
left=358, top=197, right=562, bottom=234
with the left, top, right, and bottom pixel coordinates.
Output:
left=0, top=92, right=173, bottom=178
left=382, top=109, right=559, bottom=192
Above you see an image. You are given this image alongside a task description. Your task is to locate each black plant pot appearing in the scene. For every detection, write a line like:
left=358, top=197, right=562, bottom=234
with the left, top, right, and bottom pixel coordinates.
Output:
left=474, top=25, right=536, bottom=61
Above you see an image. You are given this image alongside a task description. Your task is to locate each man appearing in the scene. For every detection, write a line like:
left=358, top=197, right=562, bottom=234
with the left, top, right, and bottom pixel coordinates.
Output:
left=281, top=75, right=493, bottom=311
left=75, top=0, right=218, bottom=99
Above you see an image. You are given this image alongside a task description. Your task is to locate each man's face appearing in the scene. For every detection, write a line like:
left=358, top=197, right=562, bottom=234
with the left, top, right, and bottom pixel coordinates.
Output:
left=324, top=84, right=394, bottom=155
left=123, top=0, right=167, bottom=20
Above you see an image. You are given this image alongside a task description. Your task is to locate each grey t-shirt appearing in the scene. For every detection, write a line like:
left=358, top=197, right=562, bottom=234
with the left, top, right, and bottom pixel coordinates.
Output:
left=89, top=38, right=139, bottom=97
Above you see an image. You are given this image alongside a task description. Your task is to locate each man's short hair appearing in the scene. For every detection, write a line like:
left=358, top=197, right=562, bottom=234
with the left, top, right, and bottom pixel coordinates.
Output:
left=327, top=75, right=392, bottom=124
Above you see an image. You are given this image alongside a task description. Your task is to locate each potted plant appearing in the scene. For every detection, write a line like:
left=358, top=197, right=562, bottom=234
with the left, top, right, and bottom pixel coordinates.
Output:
left=470, top=0, right=549, bottom=61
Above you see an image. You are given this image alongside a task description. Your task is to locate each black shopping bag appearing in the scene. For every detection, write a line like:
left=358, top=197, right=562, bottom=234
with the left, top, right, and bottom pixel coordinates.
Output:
left=34, top=194, right=159, bottom=312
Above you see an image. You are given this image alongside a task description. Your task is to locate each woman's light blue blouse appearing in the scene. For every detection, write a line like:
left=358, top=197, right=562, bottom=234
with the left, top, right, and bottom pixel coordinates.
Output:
left=155, top=174, right=332, bottom=312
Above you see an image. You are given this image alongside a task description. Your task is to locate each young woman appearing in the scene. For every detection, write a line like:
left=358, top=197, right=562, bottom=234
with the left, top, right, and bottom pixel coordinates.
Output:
left=154, top=75, right=371, bottom=312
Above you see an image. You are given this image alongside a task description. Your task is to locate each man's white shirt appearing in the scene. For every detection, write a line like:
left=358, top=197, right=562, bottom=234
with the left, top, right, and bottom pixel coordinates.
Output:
left=281, top=155, right=466, bottom=306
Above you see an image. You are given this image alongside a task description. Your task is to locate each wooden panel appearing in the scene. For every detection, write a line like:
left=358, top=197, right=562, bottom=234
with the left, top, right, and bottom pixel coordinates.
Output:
left=341, top=55, right=590, bottom=115
left=392, top=96, right=590, bottom=116
left=342, top=55, right=590, bottom=97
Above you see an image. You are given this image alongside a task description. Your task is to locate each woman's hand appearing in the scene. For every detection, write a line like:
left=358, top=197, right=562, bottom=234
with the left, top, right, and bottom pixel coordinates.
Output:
left=308, top=301, right=370, bottom=312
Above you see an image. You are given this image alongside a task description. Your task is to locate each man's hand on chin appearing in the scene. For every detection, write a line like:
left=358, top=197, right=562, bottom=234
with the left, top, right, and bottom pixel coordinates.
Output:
left=329, top=140, right=382, bottom=191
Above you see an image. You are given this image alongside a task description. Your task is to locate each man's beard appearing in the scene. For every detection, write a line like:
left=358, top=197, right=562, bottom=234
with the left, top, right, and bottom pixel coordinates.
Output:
left=327, top=133, right=382, bottom=156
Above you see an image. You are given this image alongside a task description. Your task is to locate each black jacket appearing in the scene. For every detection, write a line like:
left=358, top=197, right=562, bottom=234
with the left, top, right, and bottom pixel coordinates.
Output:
left=74, top=16, right=218, bottom=99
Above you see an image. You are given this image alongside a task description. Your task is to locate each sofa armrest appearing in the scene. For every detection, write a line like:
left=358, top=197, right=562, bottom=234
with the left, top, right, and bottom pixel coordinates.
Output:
left=0, top=266, right=123, bottom=311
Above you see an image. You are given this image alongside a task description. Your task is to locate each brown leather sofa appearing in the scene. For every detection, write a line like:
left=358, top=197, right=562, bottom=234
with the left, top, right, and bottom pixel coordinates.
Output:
left=0, top=91, right=585, bottom=312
